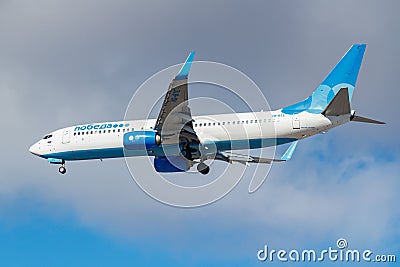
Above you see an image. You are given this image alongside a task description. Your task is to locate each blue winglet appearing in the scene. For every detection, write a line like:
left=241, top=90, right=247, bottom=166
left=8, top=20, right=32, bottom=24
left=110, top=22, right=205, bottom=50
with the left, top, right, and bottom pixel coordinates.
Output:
left=280, top=141, right=298, bottom=161
left=175, top=51, right=195, bottom=80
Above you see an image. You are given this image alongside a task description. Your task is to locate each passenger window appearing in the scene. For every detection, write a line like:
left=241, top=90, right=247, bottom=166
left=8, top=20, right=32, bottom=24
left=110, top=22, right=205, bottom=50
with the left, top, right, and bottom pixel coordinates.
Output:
left=74, top=132, right=76, bottom=136
left=218, top=122, right=220, bottom=125
left=227, top=121, right=230, bottom=125
left=118, top=129, right=120, bottom=132
left=108, top=130, right=111, bottom=133
left=91, top=131, right=93, bottom=134
left=213, top=123, right=215, bottom=126
left=195, top=124, right=198, bottom=127
left=250, top=120, right=253, bottom=123
left=113, top=129, right=116, bottom=133
left=222, top=122, right=225, bottom=125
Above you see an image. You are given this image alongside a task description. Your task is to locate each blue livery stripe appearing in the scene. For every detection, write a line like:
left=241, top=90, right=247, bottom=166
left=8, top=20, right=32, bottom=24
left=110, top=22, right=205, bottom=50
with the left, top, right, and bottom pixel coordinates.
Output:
left=41, top=138, right=297, bottom=161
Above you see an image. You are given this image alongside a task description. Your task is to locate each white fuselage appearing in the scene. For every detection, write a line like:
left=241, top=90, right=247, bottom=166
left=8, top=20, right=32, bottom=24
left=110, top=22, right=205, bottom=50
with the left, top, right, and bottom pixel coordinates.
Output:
left=29, top=109, right=349, bottom=161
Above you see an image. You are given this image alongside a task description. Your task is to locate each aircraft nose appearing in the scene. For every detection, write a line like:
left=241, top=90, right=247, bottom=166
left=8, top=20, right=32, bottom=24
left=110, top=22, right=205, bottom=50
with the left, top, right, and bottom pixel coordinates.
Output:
left=29, top=142, right=40, bottom=156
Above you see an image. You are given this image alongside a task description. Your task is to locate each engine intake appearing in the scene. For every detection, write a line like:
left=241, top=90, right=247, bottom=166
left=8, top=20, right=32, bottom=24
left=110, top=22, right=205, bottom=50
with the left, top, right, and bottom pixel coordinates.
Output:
left=123, top=131, right=161, bottom=150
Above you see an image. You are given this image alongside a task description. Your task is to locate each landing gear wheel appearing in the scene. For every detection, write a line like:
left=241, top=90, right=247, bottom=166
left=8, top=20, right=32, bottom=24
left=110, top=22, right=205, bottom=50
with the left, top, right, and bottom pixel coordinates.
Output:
left=59, top=166, right=66, bottom=174
left=197, top=162, right=210, bottom=175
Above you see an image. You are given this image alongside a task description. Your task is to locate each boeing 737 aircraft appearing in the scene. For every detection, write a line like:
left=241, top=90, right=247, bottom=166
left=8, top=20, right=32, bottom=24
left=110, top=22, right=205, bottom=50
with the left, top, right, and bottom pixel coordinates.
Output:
left=29, top=44, right=384, bottom=174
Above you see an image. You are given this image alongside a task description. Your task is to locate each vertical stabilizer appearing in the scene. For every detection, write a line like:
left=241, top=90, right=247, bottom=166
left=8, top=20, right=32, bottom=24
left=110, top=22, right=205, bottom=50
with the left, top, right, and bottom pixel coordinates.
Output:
left=282, top=44, right=366, bottom=114
left=321, top=88, right=351, bottom=116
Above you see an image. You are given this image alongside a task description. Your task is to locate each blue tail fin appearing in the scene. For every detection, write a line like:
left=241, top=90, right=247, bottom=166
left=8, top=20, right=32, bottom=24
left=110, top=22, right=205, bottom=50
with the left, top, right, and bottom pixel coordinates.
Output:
left=282, top=44, right=366, bottom=114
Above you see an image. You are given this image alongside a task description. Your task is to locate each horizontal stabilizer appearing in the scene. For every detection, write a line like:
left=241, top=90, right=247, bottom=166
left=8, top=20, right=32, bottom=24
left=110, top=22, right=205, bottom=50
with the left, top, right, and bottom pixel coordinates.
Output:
left=216, top=141, right=298, bottom=165
left=351, top=115, right=385, bottom=124
left=322, top=88, right=350, bottom=116
left=280, top=141, right=298, bottom=161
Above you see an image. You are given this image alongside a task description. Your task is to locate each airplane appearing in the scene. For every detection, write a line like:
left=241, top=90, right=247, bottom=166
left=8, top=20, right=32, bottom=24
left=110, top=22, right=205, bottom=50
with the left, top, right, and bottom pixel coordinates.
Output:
left=29, top=44, right=384, bottom=175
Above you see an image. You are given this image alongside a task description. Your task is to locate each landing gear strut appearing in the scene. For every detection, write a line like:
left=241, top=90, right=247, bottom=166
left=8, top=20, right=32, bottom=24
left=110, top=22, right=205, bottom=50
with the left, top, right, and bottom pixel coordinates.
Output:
left=197, top=162, right=210, bottom=175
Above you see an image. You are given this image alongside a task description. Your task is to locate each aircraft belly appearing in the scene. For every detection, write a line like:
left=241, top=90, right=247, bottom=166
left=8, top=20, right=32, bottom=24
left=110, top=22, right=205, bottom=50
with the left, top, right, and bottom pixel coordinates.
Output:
left=197, top=122, right=289, bottom=150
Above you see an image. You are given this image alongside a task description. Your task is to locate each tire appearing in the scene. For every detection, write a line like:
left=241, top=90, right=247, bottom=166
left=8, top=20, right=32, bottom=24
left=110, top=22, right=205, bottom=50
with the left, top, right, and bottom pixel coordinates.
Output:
left=197, top=163, right=210, bottom=175
left=59, top=166, right=66, bottom=174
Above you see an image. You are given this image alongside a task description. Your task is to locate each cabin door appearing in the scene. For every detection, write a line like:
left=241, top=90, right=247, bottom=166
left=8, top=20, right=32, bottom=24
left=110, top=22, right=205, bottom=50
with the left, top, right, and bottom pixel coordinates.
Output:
left=62, top=129, right=71, bottom=144
left=292, top=114, right=300, bottom=129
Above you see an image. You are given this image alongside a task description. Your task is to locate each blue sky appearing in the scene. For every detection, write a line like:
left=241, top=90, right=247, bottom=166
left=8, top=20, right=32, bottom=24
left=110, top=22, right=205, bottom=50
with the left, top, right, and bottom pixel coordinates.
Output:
left=0, top=0, right=399, bottom=266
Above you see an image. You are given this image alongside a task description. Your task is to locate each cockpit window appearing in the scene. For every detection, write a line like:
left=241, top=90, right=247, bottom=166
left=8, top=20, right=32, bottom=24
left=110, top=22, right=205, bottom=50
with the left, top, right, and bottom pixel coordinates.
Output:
left=43, top=134, right=53, bottom=139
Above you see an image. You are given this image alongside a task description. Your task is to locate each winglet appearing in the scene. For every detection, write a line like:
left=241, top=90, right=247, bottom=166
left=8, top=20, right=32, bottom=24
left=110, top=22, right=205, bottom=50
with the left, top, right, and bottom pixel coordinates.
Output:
left=175, top=51, right=195, bottom=80
left=280, top=141, right=298, bottom=161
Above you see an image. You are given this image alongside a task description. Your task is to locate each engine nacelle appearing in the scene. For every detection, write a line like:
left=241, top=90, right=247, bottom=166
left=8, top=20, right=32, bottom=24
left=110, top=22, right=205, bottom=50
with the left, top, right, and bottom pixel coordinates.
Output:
left=123, top=131, right=161, bottom=150
left=154, top=156, right=190, bottom=172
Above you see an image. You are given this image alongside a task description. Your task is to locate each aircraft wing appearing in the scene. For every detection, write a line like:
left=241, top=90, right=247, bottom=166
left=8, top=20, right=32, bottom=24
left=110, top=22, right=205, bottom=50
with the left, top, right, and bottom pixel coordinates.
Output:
left=215, top=141, right=298, bottom=165
left=154, top=52, right=200, bottom=147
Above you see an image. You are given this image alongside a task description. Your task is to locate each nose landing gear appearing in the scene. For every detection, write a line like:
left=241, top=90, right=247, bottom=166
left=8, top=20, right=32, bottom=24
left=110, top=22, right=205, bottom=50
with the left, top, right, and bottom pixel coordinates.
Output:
left=48, top=158, right=67, bottom=174
left=58, top=165, right=67, bottom=174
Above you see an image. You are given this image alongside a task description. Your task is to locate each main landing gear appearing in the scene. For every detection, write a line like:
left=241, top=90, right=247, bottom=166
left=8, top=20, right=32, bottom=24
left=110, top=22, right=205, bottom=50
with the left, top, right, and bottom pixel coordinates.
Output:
left=197, top=162, right=210, bottom=175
